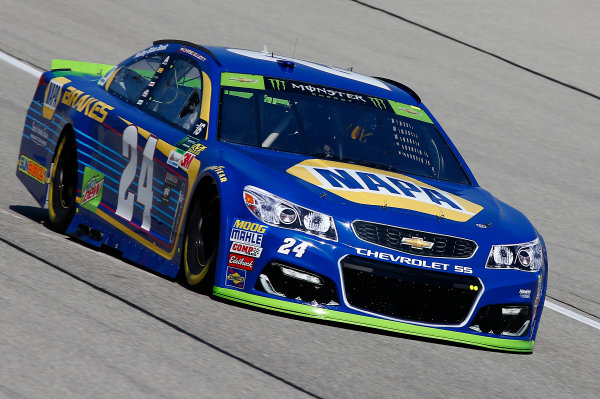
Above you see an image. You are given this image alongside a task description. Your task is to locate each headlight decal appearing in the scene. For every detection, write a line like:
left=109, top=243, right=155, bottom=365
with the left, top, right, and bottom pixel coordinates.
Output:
left=486, top=238, right=543, bottom=272
left=243, top=185, right=338, bottom=241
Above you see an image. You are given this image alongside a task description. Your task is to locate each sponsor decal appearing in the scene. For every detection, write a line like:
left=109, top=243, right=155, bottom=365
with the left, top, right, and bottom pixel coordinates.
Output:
left=287, top=159, right=483, bottom=222
left=162, top=173, right=178, bottom=205
left=178, top=46, right=207, bottom=61
left=148, top=81, right=156, bottom=87
left=157, top=67, right=164, bottom=74
left=187, top=143, right=207, bottom=156
left=519, top=289, right=532, bottom=299
left=230, top=241, right=263, bottom=258
left=192, top=119, right=208, bottom=137
left=43, top=77, right=70, bottom=120
left=230, top=228, right=263, bottom=246
left=60, top=86, right=115, bottom=123
left=133, top=44, right=168, bottom=59
left=167, top=149, right=184, bottom=168
left=176, top=135, right=202, bottom=151
left=233, top=219, right=267, bottom=233
left=221, top=73, right=265, bottom=89
left=228, top=253, right=255, bottom=271
left=80, top=166, right=104, bottom=211
left=30, top=121, right=48, bottom=147
left=141, top=89, right=149, bottom=98
left=355, top=247, right=473, bottom=274
left=18, top=155, right=46, bottom=183
left=207, top=165, right=227, bottom=182
left=179, top=151, right=195, bottom=170
left=368, top=97, right=388, bottom=110
left=161, top=55, right=170, bottom=65
left=267, top=79, right=368, bottom=104
left=230, top=77, right=257, bottom=83
left=225, top=267, right=246, bottom=289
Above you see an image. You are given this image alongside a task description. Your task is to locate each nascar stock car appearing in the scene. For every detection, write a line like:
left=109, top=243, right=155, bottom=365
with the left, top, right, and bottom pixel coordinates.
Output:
left=16, top=40, right=547, bottom=352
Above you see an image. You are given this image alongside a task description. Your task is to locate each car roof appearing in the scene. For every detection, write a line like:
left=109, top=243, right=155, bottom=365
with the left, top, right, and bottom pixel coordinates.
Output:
left=154, top=40, right=421, bottom=105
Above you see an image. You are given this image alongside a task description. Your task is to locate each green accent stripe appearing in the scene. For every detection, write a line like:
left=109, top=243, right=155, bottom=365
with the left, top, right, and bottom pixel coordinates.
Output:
left=221, top=72, right=265, bottom=89
left=388, top=100, right=433, bottom=124
left=51, top=59, right=116, bottom=76
left=213, top=287, right=534, bottom=353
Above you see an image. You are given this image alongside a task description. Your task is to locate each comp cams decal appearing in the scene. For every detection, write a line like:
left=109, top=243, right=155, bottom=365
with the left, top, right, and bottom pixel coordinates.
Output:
left=287, top=159, right=483, bottom=222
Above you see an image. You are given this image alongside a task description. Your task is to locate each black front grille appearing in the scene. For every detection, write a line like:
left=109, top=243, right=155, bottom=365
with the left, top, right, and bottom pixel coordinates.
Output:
left=342, top=256, right=480, bottom=324
left=353, top=221, right=477, bottom=258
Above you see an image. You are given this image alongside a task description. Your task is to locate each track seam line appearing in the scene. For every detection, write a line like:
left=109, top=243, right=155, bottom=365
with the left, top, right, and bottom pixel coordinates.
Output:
left=0, top=236, right=324, bottom=399
left=1, top=47, right=599, bottom=332
left=349, top=0, right=600, bottom=101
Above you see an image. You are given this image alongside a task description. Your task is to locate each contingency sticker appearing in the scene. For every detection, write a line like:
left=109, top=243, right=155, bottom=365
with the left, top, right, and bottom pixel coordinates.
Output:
left=18, top=155, right=47, bottom=183
left=225, top=267, right=247, bottom=289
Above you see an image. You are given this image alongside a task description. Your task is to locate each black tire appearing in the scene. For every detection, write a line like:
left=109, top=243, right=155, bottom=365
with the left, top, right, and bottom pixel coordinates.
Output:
left=48, top=133, right=78, bottom=233
left=181, top=192, right=220, bottom=290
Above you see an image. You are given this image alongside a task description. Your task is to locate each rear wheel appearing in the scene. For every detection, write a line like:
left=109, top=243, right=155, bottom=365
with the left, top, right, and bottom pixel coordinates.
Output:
left=48, top=133, right=78, bottom=233
left=181, top=191, right=220, bottom=290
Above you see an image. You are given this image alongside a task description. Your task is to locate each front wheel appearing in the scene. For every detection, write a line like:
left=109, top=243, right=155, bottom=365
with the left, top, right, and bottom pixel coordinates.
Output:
left=181, top=192, right=220, bottom=290
left=48, top=133, right=78, bottom=233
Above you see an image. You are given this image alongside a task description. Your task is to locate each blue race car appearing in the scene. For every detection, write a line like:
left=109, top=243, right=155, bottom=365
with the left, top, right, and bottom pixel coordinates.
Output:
left=16, top=40, right=547, bottom=352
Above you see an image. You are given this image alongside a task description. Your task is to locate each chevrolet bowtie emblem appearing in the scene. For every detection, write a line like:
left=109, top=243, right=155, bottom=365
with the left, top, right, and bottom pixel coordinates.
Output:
left=401, top=237, right=434, bottom=250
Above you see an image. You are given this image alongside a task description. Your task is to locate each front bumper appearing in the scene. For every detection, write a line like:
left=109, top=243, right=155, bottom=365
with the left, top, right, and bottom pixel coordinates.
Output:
left=215, top=216, right=546, bottom=353
left=213, top=287, right=536, bottom=352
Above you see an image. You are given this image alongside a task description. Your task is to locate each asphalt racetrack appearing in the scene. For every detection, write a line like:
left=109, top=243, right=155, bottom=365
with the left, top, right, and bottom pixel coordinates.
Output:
left=1, top=1, right=599, bottom=397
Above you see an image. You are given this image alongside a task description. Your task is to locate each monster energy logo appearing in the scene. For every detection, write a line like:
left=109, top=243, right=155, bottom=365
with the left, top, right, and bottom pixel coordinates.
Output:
left=269, top=79, right=286, bottom=91
left=369, top=97, right=387, bottom=110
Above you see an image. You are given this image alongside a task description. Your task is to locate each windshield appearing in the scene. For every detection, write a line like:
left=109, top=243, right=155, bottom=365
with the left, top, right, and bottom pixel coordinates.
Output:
left=218, top=74, right=471, bottom=184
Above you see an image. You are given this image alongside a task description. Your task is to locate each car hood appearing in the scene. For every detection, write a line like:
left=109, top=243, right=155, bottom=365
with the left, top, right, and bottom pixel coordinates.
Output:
left=223, top=144, right=537, bottom=242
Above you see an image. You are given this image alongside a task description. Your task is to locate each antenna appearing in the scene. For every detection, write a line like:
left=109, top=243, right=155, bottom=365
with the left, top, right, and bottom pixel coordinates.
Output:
left=262, top=44, right=268, bottom=54
left=292, top=38, right=298, bottom=58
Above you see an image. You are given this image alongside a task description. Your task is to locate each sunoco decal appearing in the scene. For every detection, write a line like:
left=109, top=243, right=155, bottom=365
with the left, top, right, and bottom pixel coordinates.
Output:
left=225, top=267, right=246, bottom=289
left=287, top=159, right=483, bottom=222
left=80, top=166, right=104, bottom=212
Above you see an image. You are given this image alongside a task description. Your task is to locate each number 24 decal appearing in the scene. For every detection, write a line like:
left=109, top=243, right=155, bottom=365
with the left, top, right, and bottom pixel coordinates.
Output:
left=277, top=238, right=310, bottom=258
left=115, top=125, right=156, bottom=231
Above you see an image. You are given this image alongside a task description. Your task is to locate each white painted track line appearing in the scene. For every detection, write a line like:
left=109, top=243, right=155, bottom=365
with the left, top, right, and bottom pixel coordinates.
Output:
left=545, top=301, right=600, bottom=331
left=0, top=49, right=42, bottom=78
left=1, top=47, right=598, bottom=333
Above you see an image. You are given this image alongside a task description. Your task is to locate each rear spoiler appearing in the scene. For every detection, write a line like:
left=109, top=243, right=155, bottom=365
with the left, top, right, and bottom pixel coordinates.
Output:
left=50, top=59, right=116, bottom=76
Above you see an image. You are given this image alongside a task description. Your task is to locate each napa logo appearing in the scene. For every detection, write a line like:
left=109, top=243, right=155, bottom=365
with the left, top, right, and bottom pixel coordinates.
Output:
left=286, top=159, right=483, bottom=222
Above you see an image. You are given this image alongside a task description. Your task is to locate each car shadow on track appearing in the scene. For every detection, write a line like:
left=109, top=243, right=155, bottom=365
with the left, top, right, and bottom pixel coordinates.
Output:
left=9, top=204, right=48, bottom=224
left=8, top=204, right=530, bottom=355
